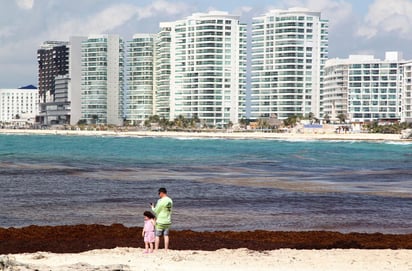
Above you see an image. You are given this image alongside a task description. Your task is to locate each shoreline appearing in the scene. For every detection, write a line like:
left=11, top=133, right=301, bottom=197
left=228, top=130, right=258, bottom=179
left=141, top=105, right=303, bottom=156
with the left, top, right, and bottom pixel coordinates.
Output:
left=1, top=224, right=411, bottom=254
left=1, top=224, right=411, bottom=271
left=0, top=128, right=408, bottom=142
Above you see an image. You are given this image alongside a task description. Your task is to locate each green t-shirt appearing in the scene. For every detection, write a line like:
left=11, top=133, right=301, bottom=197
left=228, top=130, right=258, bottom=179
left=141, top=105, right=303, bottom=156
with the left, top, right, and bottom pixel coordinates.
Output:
left=152, top=196, right=173, bottom=226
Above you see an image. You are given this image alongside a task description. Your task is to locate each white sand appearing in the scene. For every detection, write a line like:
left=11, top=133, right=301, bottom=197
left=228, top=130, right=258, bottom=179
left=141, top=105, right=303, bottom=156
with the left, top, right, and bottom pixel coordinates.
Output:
left=0, top=128, right=407, bottom=142
left=2, top=248, right=411, bottom=271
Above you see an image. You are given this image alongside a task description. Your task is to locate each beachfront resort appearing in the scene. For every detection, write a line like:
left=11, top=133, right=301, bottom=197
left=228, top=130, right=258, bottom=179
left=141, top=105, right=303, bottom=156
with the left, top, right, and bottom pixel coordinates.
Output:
left=1, top=8, right=412, bottom=137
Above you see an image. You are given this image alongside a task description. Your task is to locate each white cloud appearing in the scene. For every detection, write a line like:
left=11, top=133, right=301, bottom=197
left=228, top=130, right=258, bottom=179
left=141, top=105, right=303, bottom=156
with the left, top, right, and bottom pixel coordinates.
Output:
left=307, top=0, right=352, bottom=26
left=357, top=0, right=412, bottom=39
left=136, top=0, right=191, bottom=20
left=47, top=4, right=138, bottom=39
left=234, top=6, right=253, bottom=16
left=0, top=26, right=15, bottom=40
left=15, top=0, right=34, bottom=9
left=274, top=0, right=353, bottom=29
left=46, top=1, right=190, bottom=39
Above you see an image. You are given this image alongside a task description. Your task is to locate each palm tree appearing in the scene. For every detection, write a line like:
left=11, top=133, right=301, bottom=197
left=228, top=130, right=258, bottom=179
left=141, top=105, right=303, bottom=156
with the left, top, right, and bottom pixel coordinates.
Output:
left=159, top=117, right=170, bottom=130
left=337, top=113, right=347, bottom=124
left=257, top=118, right=269, bottom=129
left=283, top=115, right=300, bottom=127
left=323, top=114, right=331, bottom=124
left=92, top=115, right=99, bottom=124
left=307, top=112, right=315, bottom=123
left=174, top=115, right=186, bottom=129
left=239, top=118, right=248, bottom=128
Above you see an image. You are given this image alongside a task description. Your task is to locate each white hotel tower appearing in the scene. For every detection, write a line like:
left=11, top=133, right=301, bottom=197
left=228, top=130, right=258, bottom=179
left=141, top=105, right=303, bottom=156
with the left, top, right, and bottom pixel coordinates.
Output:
left=324, top=52, right=404, bottom=123
left=158, top=11, right=247, bottom=126
left=81, top=35, right=124, bottom=126
left=127, top=34, right=156, bottom=123
left=402, top=61, right=412, bottom=123
left=251, top=8, right=328, bottom=120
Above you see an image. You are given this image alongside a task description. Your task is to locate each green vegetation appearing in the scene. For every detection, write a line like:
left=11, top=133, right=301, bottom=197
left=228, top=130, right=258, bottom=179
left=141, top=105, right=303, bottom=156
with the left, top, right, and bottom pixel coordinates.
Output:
left=337, top=113, right=347, bottom=124
left=363, top=122, right=412, bottom=134
left=283, top=115, right=301, bottom=127
left=144, top=115, right=201, bottom=130
left=54, top=115, right=412, bottom=135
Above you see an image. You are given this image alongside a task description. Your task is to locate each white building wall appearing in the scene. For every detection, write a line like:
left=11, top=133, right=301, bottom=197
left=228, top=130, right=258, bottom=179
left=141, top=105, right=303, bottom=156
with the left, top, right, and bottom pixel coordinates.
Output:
left=69, top=36, right=87, bottom=125
left=107, top=35, right=124, bottom=125
left=323, top=60, right=349, bottom=120
left=0, top=88, right=38, bottom=123
left=402, top=61, right=412, bottom=123
left=324, top=52, right=404, bottom=123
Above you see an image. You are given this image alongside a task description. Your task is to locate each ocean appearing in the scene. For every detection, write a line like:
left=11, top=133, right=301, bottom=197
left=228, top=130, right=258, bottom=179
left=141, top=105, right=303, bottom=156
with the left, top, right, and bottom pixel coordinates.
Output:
left=0, top=133, right=411, bottom=233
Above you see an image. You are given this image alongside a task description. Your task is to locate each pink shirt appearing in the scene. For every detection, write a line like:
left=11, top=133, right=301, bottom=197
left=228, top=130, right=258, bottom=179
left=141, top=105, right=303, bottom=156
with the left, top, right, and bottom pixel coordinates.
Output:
left=143, top=219, right=155, bottom=243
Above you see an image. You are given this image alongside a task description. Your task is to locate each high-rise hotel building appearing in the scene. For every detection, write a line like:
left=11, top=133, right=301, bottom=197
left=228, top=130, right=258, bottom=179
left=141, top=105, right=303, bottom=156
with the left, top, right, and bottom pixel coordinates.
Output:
left=155, top=24, right=172, bottom=120
left=402, top=61, right=412, bottom=123
left=251, top=8, right=328, bottom=119
left=127, top=11, right=247, bottom=126
left=37, top=41, right=69, bottom=125
left=81, top=35, right=124, bottom=126
left=37, top=38, right=86, bottom=126
left=127, top=34, right=156, bottom=123
left=170, top=11, right=247, bottom=126
left=37, top=41, right=69, bottom=104
left=323, top=52, right=403, bottom=123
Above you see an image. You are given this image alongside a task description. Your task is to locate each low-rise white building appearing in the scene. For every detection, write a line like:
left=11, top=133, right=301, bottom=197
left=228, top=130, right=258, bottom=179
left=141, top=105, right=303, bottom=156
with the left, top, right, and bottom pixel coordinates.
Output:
left=323, top=52, right=404, bottom=123
left=0, top=85, right=38, bottom=126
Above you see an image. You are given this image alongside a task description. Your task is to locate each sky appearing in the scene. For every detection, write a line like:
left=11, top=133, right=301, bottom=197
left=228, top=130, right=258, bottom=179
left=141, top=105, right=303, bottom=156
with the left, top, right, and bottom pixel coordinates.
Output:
left=1, top=0, right=412, bottom=88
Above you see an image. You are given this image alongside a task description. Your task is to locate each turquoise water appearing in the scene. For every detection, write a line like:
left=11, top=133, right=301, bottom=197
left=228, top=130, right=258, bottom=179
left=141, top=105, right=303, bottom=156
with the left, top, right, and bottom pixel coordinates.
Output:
left=0, top=134, right=411, bottom=233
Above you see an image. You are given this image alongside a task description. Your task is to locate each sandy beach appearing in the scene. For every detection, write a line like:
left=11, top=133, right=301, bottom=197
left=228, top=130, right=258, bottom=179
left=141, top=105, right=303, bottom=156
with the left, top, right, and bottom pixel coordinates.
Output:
left=0, top=128, right=407, bottom=142
left=2, top=247, right=411, bottom=271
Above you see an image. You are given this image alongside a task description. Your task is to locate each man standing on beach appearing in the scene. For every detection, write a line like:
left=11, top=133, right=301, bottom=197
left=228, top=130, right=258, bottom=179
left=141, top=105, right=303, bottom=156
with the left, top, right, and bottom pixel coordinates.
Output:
left=151, top=187, right=173, bottom=252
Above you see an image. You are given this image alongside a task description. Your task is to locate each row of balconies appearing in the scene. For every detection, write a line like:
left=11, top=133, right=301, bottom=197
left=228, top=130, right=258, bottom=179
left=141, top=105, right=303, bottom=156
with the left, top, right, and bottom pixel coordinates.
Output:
left=349, top=107, right=399, bottom=113
left=352, top=113, right=399, bottom=119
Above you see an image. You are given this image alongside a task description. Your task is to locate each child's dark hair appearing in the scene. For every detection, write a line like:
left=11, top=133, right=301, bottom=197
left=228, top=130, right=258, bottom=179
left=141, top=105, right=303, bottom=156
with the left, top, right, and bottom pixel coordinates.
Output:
left=143, top=211, right=155, bottom=219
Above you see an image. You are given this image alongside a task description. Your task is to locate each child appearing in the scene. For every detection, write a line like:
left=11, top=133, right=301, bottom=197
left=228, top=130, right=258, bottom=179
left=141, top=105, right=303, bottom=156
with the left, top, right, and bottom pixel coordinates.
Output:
left=142, top=211, right=156, bottom=253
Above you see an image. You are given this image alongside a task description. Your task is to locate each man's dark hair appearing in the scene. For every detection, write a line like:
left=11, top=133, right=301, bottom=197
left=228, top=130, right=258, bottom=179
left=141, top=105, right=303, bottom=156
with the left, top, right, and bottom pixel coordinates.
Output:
left=158, top=187, right=167, bottom=194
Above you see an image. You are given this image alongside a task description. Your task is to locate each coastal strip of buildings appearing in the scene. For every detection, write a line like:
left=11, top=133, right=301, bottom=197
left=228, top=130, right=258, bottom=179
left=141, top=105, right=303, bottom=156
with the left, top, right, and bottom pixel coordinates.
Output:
left=1, top=8, right=412, bottom=128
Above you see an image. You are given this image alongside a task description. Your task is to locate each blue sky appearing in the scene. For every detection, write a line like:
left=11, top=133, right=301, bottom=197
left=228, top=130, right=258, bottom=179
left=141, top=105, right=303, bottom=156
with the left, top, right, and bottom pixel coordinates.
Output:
left=1, top=0, right=412, bottom=88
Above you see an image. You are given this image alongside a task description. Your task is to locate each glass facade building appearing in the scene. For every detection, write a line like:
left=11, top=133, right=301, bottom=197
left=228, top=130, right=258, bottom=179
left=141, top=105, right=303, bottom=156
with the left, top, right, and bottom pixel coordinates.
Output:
left=324, top=52, right=403, bottom=122
left=128, top=11, right=247, bottom=126
left=155, top=24, right=172, bottom=120
left=126, top=34, right=155, bottom=124
left=402, top=61, right=412, bottom=123
left=251, top=8, right=328, bottom=120
left=168, top=11, right=247, bottom=126
left=81, top=35, right=124, bottom=125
